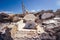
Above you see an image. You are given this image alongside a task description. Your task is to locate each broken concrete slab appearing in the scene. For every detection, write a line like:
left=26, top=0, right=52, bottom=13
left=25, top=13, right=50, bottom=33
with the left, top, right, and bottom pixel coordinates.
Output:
left=41, top=13, right=55, bottom=19
left=24, top=14, right=36, bottom=21
left=10, top=25, right=18, bottom=38
left=17, top=20, right=26, bottom=31
left=36, top=24, right=46, bottom=34
left=43, top=19, right=57, bottom=24
left=24, top=21, right=37, bottom=29
left=12, top=16, right=21, bottom=22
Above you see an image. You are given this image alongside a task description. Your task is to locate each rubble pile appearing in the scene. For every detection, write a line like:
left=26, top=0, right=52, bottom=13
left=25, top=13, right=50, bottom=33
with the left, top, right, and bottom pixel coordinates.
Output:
left=41, top=13, right=55, bottom=19
left=24, top=14, right=36, bottom=21
left=0, top=9, right=60, bottom=40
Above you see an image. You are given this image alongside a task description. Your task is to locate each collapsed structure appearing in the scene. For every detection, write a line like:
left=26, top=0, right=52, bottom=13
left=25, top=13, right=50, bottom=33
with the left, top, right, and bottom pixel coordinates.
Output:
left=0, top=9, right=60, bottom=40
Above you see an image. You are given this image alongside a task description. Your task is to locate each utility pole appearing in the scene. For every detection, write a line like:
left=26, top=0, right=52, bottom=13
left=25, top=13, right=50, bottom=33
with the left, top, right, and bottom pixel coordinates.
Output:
left=22, top=0, right=26, bottom=14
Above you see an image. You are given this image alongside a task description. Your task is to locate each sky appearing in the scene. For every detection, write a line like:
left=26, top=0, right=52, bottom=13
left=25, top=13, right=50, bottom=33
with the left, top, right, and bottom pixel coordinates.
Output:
left=0, top=0, right=60, bottom=14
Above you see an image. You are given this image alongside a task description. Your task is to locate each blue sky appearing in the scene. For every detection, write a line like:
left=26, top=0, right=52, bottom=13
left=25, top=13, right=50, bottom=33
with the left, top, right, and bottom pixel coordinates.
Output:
left=0, top=0, right=60, bottom=13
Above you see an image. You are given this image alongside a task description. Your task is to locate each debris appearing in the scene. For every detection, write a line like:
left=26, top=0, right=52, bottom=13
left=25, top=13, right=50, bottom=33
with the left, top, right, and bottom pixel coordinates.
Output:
left=24, top=14, right=36, bottom=21
left=0, top=9, right=60, bottom=40
left=43, top=19, right=57, bottom=24
left=12, top=16, right=21, bottom=22
left=0, top=13, right=9, bottom=22
left=41, top=13, right=55, bottom=19
left=10, top=25, right=18, bottom=37
left=17, top=20, right=26, bottom=31
left=36, top=24, right=45, bottom=34
left=24, top=21, right=37, bottom=29
left=40, top=33, right=56, bottom=40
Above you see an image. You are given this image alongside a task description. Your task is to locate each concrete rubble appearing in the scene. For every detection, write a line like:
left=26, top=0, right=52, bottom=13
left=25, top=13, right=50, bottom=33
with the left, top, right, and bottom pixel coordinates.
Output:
left=24, top=14, right=36, bottom=21
left=41, top=13, right=55, bottom=19
left=0, top=10, right=60, bottom=40
left=17, top=19, right=26, bottom=31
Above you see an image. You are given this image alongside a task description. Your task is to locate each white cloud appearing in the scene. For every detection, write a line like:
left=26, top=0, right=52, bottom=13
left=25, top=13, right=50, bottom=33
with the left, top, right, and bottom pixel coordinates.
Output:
left=0, top=11, right=14, bottom=14
left=31, top=10, right=36, bottom=12
left=56, top=0, right=60, bottom=6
